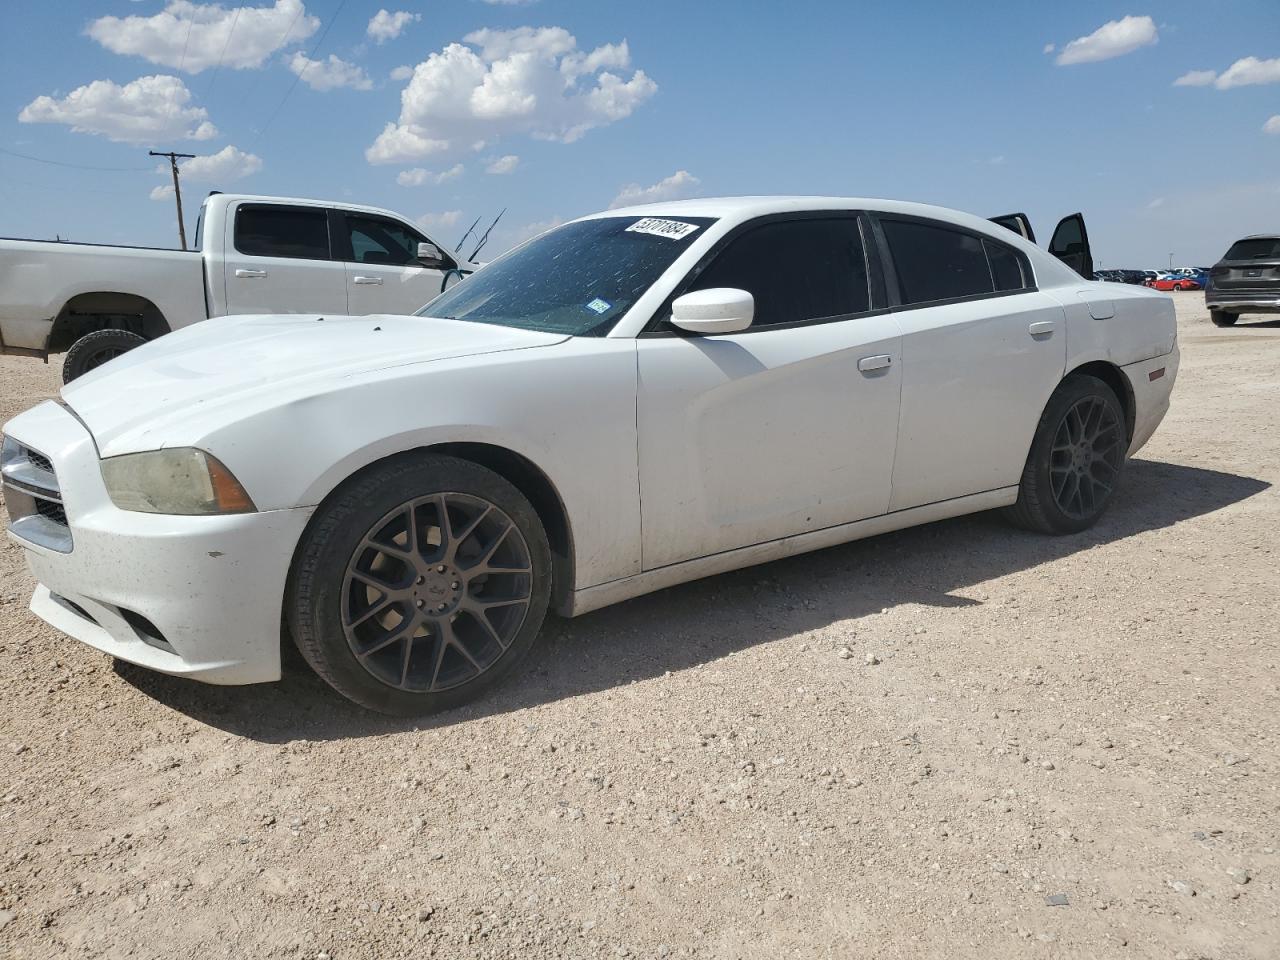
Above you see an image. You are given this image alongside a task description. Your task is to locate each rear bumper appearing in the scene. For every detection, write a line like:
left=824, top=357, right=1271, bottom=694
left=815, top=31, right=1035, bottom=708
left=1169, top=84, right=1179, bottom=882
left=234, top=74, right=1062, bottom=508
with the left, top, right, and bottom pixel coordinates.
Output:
left=3, top=400, right=313, bottom=685
left=1204, top=291, right=1280, bottom=312
left=1122, top=346, right=1179, bottom=457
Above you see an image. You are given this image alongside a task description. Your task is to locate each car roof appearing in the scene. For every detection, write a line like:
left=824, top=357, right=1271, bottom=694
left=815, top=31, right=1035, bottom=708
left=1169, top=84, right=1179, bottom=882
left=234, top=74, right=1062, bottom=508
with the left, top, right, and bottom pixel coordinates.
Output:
left=595, top=195, right=994, bottom=225
left=208, top=193, right=415, bottom=223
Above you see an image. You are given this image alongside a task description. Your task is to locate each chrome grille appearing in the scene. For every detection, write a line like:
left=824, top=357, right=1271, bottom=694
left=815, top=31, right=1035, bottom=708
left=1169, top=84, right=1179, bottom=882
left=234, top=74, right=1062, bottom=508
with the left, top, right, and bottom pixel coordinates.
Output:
left=1, top=434, right=73, bottom=552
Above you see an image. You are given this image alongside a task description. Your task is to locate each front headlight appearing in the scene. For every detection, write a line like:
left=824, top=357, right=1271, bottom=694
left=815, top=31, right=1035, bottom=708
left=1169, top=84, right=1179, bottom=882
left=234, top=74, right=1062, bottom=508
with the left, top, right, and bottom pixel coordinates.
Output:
left=100, top=448, right=256, bottom=515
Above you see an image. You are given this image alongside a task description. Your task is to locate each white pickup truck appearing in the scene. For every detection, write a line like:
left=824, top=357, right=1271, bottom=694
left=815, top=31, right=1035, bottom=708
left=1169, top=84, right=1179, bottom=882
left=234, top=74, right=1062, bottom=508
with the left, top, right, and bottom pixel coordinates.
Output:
left=0, top=193, right=479, bottom=382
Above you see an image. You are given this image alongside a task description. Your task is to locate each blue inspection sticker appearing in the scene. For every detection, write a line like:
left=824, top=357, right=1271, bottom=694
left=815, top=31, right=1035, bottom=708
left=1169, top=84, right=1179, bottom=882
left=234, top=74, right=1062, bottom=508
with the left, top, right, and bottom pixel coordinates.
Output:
left=585, top=298, right=612, bottom=315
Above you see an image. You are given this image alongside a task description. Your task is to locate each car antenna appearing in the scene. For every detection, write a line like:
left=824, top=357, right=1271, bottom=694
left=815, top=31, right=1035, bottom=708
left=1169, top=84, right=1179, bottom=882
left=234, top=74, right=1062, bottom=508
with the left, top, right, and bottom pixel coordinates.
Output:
left=468, top=208, right=505, bottom=262
left=455, top=214, right=483, bottom=252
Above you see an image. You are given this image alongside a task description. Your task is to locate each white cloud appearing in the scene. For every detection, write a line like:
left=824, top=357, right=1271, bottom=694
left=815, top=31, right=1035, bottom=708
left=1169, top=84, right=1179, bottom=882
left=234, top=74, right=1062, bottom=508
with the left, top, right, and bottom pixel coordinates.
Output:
left=1215, top=56, right=1280, bottom=90
left=1042, top=43, right=1055, bottom=55
left=287, top=52, right=373, bottom=91
left=365, top=27, right=657, bottom=164
left=1264, top=116, right=1280, bottom=135
left=988, top=155, right=1006, bottom=165
left=180, top=144, right=263, bottom=181
left=1173, top=69, right=1217, bottom=87
left=485, top=154, right=519, bottom=174
left=19, top=74, right=217, bottom=143
left=87, top=0, right=319, bottom=74
left=396, top=164, right=464, bottom=186
left=610, top=170, right=699, bottom=209
left=1147, top=197, right=1165, bottom=209
left=417, top=210, right=463, bottom=231
left=367, top=9, right=420, bottom=43
left=1055, top=15, right=1158, bottom=66
left=390, top=64, right=414, bottom=81
left=150, top=184, right=175, bottom=201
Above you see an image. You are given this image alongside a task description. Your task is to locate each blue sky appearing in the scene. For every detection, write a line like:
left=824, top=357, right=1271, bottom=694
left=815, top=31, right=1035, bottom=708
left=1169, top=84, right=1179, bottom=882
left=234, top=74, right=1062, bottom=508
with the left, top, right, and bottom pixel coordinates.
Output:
left=1, top=0, right=1277, bottom=266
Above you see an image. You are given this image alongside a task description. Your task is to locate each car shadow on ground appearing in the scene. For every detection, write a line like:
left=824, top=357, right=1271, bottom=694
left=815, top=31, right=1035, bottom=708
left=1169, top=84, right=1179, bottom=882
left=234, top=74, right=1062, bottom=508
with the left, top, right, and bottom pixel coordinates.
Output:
left=114, top=459, right=1270, bottom=742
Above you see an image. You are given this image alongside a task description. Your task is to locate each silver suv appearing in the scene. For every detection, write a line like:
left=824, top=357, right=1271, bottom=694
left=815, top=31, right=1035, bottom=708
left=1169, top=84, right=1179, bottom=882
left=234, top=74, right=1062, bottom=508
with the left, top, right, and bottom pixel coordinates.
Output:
left=1206, top=235, right=1280, bottom=327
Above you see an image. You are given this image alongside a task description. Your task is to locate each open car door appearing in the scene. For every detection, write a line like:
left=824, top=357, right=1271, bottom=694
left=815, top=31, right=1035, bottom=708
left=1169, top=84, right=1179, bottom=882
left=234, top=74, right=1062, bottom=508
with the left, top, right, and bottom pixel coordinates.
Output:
left=990, top=211, right=1094, bottom=281
left=989, top=212, right=1036, bottom=244
left=1047, top=213, right=1093, bottom=280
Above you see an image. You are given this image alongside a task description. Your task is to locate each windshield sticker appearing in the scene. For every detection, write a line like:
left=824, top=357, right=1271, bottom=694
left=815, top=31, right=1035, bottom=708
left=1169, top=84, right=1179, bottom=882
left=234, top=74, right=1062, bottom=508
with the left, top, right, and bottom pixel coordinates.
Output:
left=625, top=217, right=701, bottom=240
left=585, top=298, right=612, bottom=315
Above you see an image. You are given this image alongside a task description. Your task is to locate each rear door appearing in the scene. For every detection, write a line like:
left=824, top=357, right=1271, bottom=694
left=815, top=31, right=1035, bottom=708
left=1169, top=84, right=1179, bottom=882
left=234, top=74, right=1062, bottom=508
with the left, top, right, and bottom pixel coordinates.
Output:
left=336, top=212, right=454, bottom=316
left=989, top=212, right=1036, bottom=244
left=222, top=202, right=348, bottom=315
left=874, top=215, right=1067, bottom=512
left=1047, top=213, right=1094, bottom=280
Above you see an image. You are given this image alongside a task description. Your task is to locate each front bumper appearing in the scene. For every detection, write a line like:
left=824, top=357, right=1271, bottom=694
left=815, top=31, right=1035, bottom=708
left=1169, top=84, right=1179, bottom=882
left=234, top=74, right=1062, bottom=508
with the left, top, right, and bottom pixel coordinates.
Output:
left=3, top=400, right=312, bottom=684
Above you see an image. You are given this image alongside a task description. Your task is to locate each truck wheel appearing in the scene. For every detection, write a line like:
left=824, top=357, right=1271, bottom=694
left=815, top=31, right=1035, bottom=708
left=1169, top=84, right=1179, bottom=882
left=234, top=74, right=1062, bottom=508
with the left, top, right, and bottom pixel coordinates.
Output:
left=62, top=329, right=147, bottom=383
left=1004, top=375, right=1127, bottom=535
left=287, top=453, right=552, bottom=715
left=1209, top=310, right=1238, bottom=327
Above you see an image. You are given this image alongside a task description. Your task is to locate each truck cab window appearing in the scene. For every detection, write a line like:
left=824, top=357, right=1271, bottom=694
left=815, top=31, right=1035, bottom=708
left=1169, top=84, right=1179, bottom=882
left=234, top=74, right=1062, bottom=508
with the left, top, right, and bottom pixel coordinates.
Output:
left=235, top=206, right=331, bottom=260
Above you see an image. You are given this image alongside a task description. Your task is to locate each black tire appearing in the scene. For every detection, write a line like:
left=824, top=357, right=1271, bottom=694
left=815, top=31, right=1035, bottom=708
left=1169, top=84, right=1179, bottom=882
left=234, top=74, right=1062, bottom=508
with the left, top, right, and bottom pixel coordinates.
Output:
left=62, top=329, right=147, bottom=384
left=1209, top=309, right=1238, bottom=327
left=287, top=453, right=552, bottom=715
left=1005, top=375, right=1127, bottom=535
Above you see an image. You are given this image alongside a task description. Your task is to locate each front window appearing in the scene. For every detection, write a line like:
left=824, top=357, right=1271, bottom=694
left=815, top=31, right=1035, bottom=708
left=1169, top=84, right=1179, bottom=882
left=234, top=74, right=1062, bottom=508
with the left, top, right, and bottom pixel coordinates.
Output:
left=417, top=216, right=716, bottom=336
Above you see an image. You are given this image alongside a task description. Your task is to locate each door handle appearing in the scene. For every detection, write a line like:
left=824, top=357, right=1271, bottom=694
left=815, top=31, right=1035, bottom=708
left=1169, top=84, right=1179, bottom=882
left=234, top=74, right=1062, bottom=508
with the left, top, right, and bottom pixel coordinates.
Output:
left=1028, top=320, right=1056, bottom=337
left=235, top=269, right=267, bottom=279
left=857, top=354, right=893, bottom=373
left=353, top=276, right=384, bottom=285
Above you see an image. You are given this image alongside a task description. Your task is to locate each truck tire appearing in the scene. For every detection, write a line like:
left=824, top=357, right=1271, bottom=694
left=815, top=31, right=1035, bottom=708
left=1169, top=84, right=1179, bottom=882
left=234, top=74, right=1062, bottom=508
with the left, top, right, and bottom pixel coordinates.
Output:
left=62, top=329, right=147, bottom=384
left=1209, top=310, right=1238, bottom=327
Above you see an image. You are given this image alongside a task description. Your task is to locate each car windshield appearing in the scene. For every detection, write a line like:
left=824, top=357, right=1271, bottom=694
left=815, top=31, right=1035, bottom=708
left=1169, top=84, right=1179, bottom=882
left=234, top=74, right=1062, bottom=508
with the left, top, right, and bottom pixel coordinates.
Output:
left=416, top=215, right=716, bottom=336
left=1224, top=238, right=1280, bottom=261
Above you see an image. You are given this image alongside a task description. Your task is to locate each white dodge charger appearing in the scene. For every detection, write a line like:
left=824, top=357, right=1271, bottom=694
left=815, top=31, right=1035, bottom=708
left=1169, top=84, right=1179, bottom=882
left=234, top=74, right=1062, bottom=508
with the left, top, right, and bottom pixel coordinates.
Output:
left=1, top=198, right=1178, bottom=714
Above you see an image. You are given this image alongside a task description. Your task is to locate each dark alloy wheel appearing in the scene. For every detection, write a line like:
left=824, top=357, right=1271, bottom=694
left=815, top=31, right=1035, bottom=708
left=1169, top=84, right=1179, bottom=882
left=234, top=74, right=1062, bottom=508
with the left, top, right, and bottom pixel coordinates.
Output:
left=341, top=493, right=534, bottom=693
left=1005, top=375, right=1127, bottom=534
left=62, top=329, right=148, bottom=384
left=288, top=454, right=551, bottom=715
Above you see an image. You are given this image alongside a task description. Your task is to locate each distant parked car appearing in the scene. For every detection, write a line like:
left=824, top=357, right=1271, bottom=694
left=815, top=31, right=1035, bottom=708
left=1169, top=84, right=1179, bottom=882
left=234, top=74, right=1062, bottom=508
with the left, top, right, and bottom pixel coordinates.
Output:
left=1206, top=235, right=1280, bottom=326
left=1149, top=275, right=1203, bottom=292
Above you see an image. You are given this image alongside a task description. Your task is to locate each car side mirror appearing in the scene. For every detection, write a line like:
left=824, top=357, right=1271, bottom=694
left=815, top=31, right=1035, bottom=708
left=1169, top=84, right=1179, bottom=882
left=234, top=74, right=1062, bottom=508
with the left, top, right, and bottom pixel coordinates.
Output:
left=670, top=288, right=754, bottom=335
left=417, top=241, right=446, bottom=269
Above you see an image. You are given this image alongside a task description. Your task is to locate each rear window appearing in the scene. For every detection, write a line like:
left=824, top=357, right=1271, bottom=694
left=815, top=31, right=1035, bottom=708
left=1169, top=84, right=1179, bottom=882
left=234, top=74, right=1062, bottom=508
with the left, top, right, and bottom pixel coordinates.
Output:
left=235, top=206, right=331, bottom=260
left=883, top=219, right=994, bottom=304
left=1224, top=238, right=1280, bottom=261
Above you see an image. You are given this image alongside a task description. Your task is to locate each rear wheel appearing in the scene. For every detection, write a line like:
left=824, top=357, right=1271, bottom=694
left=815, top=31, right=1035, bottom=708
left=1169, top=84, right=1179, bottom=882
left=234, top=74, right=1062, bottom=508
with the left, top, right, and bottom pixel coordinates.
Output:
left=1005, top=375, right=1127, bottom=535
left=287, top=454, right=552, bottom=715
left=62, top=329, right=147, bottom=383
left=1209, top=309, right=1238, bottom=327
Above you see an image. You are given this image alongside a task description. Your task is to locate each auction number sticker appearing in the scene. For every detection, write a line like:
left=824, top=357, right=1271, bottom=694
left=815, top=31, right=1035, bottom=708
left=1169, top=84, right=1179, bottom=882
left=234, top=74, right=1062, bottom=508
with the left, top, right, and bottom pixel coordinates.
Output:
left=626, top=217, right=700, bottom=240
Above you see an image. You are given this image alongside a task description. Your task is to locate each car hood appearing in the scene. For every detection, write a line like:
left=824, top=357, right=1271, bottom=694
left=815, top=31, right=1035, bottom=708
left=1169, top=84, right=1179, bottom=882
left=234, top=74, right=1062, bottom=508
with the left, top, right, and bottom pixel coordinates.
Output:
left=62, top=313, right=568, bottom=454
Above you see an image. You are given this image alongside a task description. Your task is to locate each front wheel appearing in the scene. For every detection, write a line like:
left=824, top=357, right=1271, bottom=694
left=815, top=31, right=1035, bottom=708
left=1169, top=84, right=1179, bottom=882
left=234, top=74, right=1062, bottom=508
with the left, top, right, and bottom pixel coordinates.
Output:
left=62, top=329, right=147, bottom=384
left=287, top=454, right=552, bottom=715
left=1209, top=309, right=1238, bottom=327
left=1005, top=375, right=1127, bottom=535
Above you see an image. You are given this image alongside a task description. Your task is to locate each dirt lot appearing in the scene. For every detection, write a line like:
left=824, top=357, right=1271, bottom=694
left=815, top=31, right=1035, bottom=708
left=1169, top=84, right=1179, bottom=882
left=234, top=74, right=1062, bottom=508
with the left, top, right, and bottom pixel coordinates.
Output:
left=1, top=296, right=1277, bottom=960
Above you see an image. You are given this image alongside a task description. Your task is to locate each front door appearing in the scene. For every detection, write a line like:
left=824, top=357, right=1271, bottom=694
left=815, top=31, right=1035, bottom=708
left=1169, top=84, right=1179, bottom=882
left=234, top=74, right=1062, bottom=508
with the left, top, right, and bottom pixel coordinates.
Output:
left=636, top=216, right=902, bottom=570
left=338, top=213, right=453, bottom=315
left=223, top=202, right=348, bottom=315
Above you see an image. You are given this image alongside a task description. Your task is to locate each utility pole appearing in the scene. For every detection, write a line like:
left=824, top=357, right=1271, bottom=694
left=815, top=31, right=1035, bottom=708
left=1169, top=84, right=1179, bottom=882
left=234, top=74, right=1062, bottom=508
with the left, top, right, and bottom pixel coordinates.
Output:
left=150, top=150, right=195, bottom=249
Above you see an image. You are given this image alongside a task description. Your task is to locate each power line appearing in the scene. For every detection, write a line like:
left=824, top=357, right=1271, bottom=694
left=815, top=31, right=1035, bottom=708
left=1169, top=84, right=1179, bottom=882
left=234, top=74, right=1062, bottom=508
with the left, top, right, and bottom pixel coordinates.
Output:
left=204, top=2, right=244, bottom=96
left=177, top=10, right=195, bottom=74
left=0, top=146, right=152, bottom=172
left=253, top=0, right=350, bottom=144
left=232, top=0, right=310, bottom=111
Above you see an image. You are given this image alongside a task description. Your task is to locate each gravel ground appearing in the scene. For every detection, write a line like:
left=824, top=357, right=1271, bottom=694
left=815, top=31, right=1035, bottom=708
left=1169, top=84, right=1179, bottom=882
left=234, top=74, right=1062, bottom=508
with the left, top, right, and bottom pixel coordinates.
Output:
left=1, top=296, right=1277, bottom=960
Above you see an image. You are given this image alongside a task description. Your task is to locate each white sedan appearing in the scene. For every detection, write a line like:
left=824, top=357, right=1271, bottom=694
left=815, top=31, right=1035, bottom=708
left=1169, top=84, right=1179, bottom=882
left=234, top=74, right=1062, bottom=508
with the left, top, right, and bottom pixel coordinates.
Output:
left=1, top=197, right=1179, bottom=714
